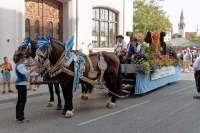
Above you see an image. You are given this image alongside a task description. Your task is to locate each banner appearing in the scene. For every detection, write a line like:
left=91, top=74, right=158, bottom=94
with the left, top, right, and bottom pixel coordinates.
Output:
left=151, top=66, right=176, bottom=80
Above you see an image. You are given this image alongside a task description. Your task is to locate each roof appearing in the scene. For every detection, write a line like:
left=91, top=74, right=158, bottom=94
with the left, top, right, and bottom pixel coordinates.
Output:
left=166, top=37, right=200, bottom=48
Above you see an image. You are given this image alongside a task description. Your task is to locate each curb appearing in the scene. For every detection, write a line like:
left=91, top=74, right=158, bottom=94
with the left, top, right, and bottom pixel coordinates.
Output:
left=0, top=92, right=49, bottom=105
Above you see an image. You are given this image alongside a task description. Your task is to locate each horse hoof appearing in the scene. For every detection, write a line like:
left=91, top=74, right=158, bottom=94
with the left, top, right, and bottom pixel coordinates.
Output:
left=105, top=102, right=116, bottom=108
left=65, top=110, right=74, bottom=118
left=62, top=110, right=66, bottom=115
left=56, top=104, right=63, bottom=110
left=81, top=95, right=89, bottom=100
left=84, top=95, right=89, bottom=100
left=81, top=95, right=85, bottom=100
left=47, top=101, right=54, bottom=107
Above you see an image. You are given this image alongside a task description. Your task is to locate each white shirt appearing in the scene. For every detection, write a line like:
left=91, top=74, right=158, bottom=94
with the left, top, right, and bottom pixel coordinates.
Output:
left=193, top=56, right=200, bottom=71
left=16, top=64, right=30, bottom=85
left=135, top=44, right=141, bottom=53
left=114, top=41, right=127, bottom=55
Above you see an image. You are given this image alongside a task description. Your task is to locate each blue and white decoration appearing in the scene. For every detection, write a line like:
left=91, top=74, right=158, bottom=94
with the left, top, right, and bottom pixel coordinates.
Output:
left=35, top=33, right=51, bottom=49
left=64, top=35, right=86, bottom=92
left=34, top=34, right=86, bottom=93
left=21, top=37, right=31, bottom=48
left=65, top=36, right=74, bottom=50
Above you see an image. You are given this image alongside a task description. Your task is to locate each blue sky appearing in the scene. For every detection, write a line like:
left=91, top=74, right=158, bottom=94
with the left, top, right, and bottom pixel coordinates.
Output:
left=160, top=0, right=200, bottom=33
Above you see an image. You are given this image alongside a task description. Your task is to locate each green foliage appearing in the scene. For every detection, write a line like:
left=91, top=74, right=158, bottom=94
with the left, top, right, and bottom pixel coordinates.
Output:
left=141, top=42, right=151, bottom=58
left=133, top=0, right=172, bottom=33
left=143, top=61, right=151, bottom=75
left=167, top=46, right=175, bottom=57
left=190, top=34, right=200, bottom=45
left=172, top=58, right=179, bottom=66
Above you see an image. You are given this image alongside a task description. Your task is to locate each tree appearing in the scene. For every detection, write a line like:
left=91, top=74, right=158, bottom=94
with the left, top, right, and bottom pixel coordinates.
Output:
left=190, top=34, right=200, bottom=45
left=133, top=0, right=172, bottom=33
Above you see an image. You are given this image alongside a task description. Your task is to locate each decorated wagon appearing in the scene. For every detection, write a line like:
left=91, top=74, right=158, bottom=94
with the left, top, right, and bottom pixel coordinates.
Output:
left=120, top=32, right=181, bottom=95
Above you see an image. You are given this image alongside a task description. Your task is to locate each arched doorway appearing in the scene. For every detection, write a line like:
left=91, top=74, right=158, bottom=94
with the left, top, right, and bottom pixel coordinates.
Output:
left=25, top=0, right=63, bottom=40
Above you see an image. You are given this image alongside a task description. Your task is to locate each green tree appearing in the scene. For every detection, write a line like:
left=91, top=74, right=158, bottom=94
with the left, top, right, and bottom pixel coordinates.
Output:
left=190, top=34, right=200, bottom=45
left=133, top=0, right=172, bottom=33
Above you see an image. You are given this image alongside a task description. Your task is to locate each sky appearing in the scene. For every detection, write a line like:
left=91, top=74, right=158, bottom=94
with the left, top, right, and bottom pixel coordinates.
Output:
left=160, top=0, right=200, bottom=33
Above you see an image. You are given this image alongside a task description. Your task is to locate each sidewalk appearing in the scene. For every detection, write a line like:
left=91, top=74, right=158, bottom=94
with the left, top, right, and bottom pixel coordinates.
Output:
left=0, top=84, right=49, bottom=104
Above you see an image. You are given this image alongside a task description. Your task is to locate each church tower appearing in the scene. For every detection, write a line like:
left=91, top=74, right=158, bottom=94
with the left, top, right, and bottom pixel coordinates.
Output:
left=178, top=10, right=185, bottom=38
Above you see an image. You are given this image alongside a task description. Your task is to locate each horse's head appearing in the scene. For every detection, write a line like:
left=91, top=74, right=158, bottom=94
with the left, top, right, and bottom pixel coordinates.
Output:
left=35, top=43, right=50, bottom=65
left=35, top=35, right=74, bottom=65
left=34, top=35, right=75, bottom=74
left=14, top=37, right=38, bottom=59
left=34, top=36, right=52, bottom=73
left=26, top=40, right=37, bottom=58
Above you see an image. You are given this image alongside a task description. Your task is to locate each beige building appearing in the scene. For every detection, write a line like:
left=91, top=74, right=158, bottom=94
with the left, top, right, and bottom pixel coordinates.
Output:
left=0, top=0, right=133, bottom=81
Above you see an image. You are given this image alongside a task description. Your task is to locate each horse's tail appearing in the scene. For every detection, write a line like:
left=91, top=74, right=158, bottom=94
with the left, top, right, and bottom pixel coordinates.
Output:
left=116, top=63, right=122, bottom=92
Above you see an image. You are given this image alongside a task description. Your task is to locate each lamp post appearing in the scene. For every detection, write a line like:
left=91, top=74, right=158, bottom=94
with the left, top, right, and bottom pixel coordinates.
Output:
left=76, top=0, right=78, bottom=50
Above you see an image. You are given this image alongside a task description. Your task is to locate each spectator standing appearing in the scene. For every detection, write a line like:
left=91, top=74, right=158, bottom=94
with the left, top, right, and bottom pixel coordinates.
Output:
left=183, top=50, right=192, bottom=72
left=193, top=56, right=200, bottom=99
left=0, top=56, right=13, bottom=94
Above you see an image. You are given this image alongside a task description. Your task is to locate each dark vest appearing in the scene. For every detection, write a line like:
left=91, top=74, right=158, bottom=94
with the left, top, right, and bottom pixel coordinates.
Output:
left=15, top=64, right=27, bottom=84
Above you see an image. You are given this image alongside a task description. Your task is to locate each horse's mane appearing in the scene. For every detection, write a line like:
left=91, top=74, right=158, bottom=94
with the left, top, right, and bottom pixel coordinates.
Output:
left=52, top=39, right=65, bottom=48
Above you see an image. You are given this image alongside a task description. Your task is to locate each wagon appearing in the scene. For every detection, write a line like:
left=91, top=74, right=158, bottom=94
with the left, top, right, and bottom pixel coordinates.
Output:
left=120, top=64, right=181, bottom=96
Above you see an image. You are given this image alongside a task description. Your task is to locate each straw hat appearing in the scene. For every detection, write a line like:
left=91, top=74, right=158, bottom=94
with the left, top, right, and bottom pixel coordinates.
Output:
left=116, top=35, right=124, bottom=39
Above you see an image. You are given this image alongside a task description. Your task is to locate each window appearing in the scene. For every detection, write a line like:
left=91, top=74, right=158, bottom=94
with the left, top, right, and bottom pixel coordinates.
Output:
left=25, top=19, right=30, bottom=37
left=55, top=22, right=60, bottom=40
left=35, top=20, right=40, bottom=38
left=92, top=8, right=118, bottom=48
left=47, top=21, right=53, bottom=37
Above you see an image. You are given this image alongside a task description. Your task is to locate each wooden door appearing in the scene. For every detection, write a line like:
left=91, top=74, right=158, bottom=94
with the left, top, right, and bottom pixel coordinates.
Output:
left=25, top=0, right=63, bottom=41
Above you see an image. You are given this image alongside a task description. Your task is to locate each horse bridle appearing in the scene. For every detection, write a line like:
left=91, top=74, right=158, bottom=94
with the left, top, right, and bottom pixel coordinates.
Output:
left=35, top=45, right=51, bottom=68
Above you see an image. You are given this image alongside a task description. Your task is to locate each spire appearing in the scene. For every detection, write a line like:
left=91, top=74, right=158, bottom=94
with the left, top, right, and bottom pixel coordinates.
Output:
left=178, top=10, right=185, bottom=38
left=180, top=9, right=184, bottom=20
left=179, top=10, right=185, bottom=29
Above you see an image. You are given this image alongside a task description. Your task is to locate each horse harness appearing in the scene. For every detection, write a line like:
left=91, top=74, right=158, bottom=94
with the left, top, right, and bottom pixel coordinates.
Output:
left=39, top=48, right=108, bottom=88
left=19, top=37, right=126, bottom=98
left=45, top=51, right=126, bottom=98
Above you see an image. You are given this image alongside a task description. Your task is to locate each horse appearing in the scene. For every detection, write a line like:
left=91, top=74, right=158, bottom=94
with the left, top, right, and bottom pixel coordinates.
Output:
left=13, top=38, right=63, bottom=110
left=34, top=38, right=121, bottom=118
left=27, top=39, right=93, bottom=100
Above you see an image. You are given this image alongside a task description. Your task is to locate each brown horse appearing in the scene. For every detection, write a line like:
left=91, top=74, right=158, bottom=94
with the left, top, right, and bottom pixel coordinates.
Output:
left=35, top=39, right=121, bottom=118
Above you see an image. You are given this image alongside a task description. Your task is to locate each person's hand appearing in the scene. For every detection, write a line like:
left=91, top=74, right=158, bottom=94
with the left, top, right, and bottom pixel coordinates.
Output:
left=31, top=65, right=45, bottom=73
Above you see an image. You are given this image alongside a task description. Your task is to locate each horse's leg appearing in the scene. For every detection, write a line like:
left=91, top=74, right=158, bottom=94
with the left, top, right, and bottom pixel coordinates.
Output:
left=81, top=83, right=88, bottom=100
left=104, top=79, right=116, bottom=108
left=81, top=83, right=93, bottom=100
left=104, top=71, right=120, bottom=108
left=59, top=81, right=67, bottom=114
left=64, top=81, right=74, bottom=118
left=59, top=79, right=74, bottom=118
left=47, top=83, right=54, bottom=107
left=54, top=83, right=62, bottom=110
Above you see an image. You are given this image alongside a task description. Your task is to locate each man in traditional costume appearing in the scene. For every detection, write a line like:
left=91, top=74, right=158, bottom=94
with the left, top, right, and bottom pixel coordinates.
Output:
left=114, top=35, right=127, bottom=56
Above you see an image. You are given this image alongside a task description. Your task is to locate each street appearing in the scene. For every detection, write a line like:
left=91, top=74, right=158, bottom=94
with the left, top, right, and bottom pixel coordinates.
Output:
left=0, top=73, right=199, bottom=133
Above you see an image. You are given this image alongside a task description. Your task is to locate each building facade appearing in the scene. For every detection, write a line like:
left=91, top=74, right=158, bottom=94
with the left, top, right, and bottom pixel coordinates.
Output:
left=0, top=0, right=133, bottom=81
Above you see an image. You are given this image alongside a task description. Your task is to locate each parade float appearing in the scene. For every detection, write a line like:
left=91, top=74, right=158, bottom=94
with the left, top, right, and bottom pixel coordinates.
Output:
left=121, top=32, right=181, bottom=95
